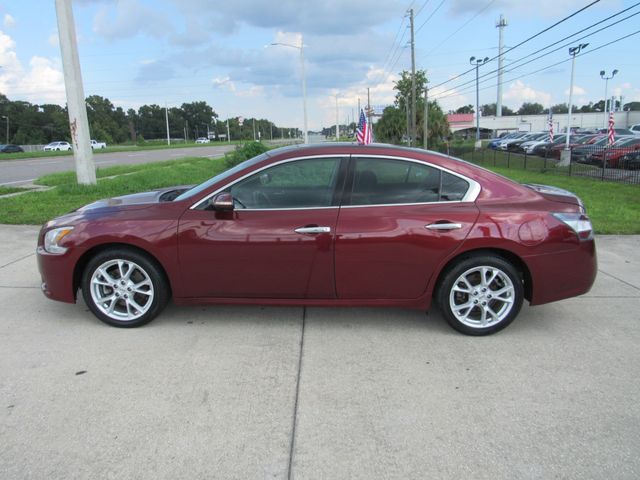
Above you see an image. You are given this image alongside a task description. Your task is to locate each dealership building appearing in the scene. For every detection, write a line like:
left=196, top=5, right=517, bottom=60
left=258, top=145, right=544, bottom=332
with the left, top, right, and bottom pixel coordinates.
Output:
left=447, top=110, right=640, bottom=136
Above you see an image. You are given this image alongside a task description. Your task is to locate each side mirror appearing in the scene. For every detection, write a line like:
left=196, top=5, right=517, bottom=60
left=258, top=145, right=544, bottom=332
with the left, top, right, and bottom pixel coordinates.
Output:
left=210, top=192, right=234, bottom=211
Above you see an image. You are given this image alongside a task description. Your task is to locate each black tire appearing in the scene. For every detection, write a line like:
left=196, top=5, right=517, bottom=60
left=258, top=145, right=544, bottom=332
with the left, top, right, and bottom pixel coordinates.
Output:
left=437, top=254, right=523, bottom=336
left=81, top=248, right=169, bottom=328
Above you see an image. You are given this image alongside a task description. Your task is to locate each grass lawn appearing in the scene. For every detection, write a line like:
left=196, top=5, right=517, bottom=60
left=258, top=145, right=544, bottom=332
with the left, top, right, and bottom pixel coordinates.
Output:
left=0, top=186, right=26, bottom=196
left=0, top=153, right=637, bottom=234
left=0, top=157, right=226, bottom=224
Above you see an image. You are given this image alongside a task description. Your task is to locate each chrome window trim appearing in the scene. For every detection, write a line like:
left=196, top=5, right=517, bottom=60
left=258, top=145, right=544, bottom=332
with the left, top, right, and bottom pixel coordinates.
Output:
left=349, top=154, right=481, bottom=205
left=189, top=152, right=481, bottom=211
left=189, top=154, right=347, bottom=210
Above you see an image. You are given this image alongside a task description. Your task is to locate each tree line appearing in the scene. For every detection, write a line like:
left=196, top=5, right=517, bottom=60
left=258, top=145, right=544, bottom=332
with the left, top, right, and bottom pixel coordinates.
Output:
left=0, top=93, right=298, bottom=145
left=453, top=100, right=640, bottom=116
left=374, top=70, right=450, bottom=146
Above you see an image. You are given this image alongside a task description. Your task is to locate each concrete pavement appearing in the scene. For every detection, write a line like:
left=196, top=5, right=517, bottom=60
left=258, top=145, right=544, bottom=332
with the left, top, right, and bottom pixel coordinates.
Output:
left=0, top=226, right=639, bottom=479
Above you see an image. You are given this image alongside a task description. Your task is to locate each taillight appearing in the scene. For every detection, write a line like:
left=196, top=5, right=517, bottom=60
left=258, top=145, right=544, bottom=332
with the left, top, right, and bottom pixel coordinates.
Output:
left=552, top=213, right=594, bottom=241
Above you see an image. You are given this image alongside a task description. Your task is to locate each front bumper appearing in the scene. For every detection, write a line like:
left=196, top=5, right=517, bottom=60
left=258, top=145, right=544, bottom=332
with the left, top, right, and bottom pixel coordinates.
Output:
left=37, top=246, right=84, bottom=304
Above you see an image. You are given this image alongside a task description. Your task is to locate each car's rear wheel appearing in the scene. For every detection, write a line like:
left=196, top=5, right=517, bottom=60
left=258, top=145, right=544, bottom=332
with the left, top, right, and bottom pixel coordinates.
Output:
left=81, top=249, right=169, bottom=328
left=437, top=255, right=523, bottom=335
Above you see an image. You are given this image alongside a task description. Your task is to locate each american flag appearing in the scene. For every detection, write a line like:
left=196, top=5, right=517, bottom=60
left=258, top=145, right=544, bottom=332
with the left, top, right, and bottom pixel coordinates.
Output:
left=356, top=109, right=372, bottom=145
left=547, top=110, right=554, bottom=143
left=607, top=111, right=615, bottom=146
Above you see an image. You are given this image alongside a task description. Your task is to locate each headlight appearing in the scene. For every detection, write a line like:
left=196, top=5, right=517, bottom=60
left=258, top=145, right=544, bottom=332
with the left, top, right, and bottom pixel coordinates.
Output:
left=44, top=227, right=74, bottom=254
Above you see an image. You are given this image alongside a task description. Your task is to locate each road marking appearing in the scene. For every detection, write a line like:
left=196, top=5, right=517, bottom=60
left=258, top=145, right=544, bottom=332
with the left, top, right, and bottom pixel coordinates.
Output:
left=127, top=153, right=144, bottom=157
left=96, top=160, right=117, bottom=165
left=0, top=178, right=36, bottom=186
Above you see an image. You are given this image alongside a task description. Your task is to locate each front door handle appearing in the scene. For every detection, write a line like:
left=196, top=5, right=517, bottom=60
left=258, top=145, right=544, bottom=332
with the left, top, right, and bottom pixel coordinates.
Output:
left=425, top=223, right=462, bottom=231
left=295, top=226, right=331, bottom=234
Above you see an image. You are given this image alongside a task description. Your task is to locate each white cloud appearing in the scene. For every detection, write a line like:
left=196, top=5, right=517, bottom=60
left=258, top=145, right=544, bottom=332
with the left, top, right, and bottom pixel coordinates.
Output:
left=48, top=33, right=59, bottom=48
left=93, top=0, right=172, bottom=40
left=3, top=14, right=15, bottom=28
left=212, top=76, right=236, bottom=92
left=564, top=85, right=586, bottom=96
left=504, top=80, right=552, bottom=107
left=0, top=30, right=66, bottom=104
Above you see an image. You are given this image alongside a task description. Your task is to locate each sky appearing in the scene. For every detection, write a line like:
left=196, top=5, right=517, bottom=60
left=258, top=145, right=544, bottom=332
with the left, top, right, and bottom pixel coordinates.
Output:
left=0, top=0, right=638, bottom=131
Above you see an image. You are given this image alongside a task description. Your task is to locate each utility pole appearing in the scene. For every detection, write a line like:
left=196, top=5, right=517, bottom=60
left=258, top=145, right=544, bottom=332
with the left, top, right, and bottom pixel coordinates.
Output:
left=367, top=88, right=372, bottom=135
left=405, top=95, right=410, bottom=145
left=560, top=43, right=588, bottom=166
left=409, top=8, right=416, bottom=147
left=226, top=119, right=230, bottom=143
left=165, top=103, right=170, bottom=146
left=423, top=87, right=428, bottom=150
left=335, top=94, right=339, bottom=142
left=252, top=118, right=256, bottom=141
left=54, top=0, right=96, bottom=185
left=496, top=15, right=507, bottom=117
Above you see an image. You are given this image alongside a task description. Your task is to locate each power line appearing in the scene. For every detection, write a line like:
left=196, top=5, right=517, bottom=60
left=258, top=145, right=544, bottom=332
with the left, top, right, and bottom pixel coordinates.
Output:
left=414, top=0, right=432, bottom=17
left=415, top=0, right=447, bottom=34
left=431, top=29, right=640, bottom=102
left=432, top=6, right=640, bottom=99
left=420, top=0, right=495, bottom=60
left=428, top=0, right=601, bottom=91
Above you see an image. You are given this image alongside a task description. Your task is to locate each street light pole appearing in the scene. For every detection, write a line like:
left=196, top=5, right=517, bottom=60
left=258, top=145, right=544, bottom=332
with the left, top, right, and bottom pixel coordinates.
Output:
left=600, top=69, right=618, bottom=128
left=335, top=94, right=339, bottom=142
left=270, top=37, right=308, bottom=144
left=470, top=56, right=489, bottom=148
left=560, top=43, right=588, bottom=166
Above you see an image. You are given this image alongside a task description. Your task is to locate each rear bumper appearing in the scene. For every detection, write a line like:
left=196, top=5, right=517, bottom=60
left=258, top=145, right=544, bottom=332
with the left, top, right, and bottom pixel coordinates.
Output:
left=525, top=239, right=597, bottom=306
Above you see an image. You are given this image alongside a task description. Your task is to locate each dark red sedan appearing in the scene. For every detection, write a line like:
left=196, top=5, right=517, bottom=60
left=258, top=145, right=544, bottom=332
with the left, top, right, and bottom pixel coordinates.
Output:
left=37, top=143, right=597, bottom=335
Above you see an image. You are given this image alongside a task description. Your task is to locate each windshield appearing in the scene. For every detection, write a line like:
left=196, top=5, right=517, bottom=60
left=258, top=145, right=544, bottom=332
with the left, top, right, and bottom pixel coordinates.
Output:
left=614, top=137, right=639, bottom=147
left=174, top=151, right=271, bottom=201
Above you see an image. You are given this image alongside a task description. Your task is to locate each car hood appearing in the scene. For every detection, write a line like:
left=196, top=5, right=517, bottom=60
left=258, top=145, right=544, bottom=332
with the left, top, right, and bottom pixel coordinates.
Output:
left=77, top=185, right=194, bottom=212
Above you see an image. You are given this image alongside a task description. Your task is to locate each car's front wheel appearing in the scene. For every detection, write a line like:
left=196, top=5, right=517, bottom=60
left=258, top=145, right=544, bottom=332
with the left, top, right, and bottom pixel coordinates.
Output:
left=437, top=255, right=523, bottom=335
left=81, top=249, right=169, bottom=327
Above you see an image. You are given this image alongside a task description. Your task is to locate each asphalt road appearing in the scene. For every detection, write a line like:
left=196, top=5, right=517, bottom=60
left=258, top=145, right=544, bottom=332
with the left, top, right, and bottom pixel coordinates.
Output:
left=1, top=227, right=639, bottom=479
left=0, top=145, right=235, bottom=186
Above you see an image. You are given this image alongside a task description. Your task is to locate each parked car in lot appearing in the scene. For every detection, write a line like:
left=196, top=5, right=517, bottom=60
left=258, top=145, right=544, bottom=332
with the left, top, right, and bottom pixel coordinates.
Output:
left=590, top=137, right=640, bottom=168
left=0, top=144, right=24, bottom=153
left=531, top=135, right=566, bottom=157
left=630, top=124, right=640, bottom=135
left=44, top=141, right=72, bottom=151
left=90, top=139, right=107, bottom=149
left=37, top=143, right=597, bottom=336
left=496, top=132, right=532, bottom=150
left=487, top=132, right=520, bottom=149
left=619, top=151, right=640, bottom=170
left=505, top=132, right=548, bottom=152
left=596, top=127, right=635, bottom=136
left=519, top=135, right=550, bottom=154
left=195, top=137, right=210, bottom=144
left=572, top=136, right=611, bottom=164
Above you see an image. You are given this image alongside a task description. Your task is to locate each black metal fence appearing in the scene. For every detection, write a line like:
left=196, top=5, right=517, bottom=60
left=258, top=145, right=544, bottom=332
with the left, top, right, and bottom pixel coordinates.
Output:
left=437, top=144, right=640, bottom=185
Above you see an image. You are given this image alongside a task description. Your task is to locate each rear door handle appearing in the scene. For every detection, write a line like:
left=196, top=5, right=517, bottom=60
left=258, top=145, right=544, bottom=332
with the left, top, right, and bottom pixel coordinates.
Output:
left=294, top=226, right=331, bottom=234
left=425, top=223, right=462, bottom=231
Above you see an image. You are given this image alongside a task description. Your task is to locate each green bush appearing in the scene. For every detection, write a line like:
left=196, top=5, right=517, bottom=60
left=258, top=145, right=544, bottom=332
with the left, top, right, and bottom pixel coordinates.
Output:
left=225, top=141, right=269, bottom=168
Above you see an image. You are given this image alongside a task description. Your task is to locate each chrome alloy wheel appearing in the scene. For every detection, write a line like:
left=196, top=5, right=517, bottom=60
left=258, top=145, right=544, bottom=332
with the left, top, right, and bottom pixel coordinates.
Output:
left=89, top=259, right=154, bottom=321
left=449, top=266, right=516, bottom=329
